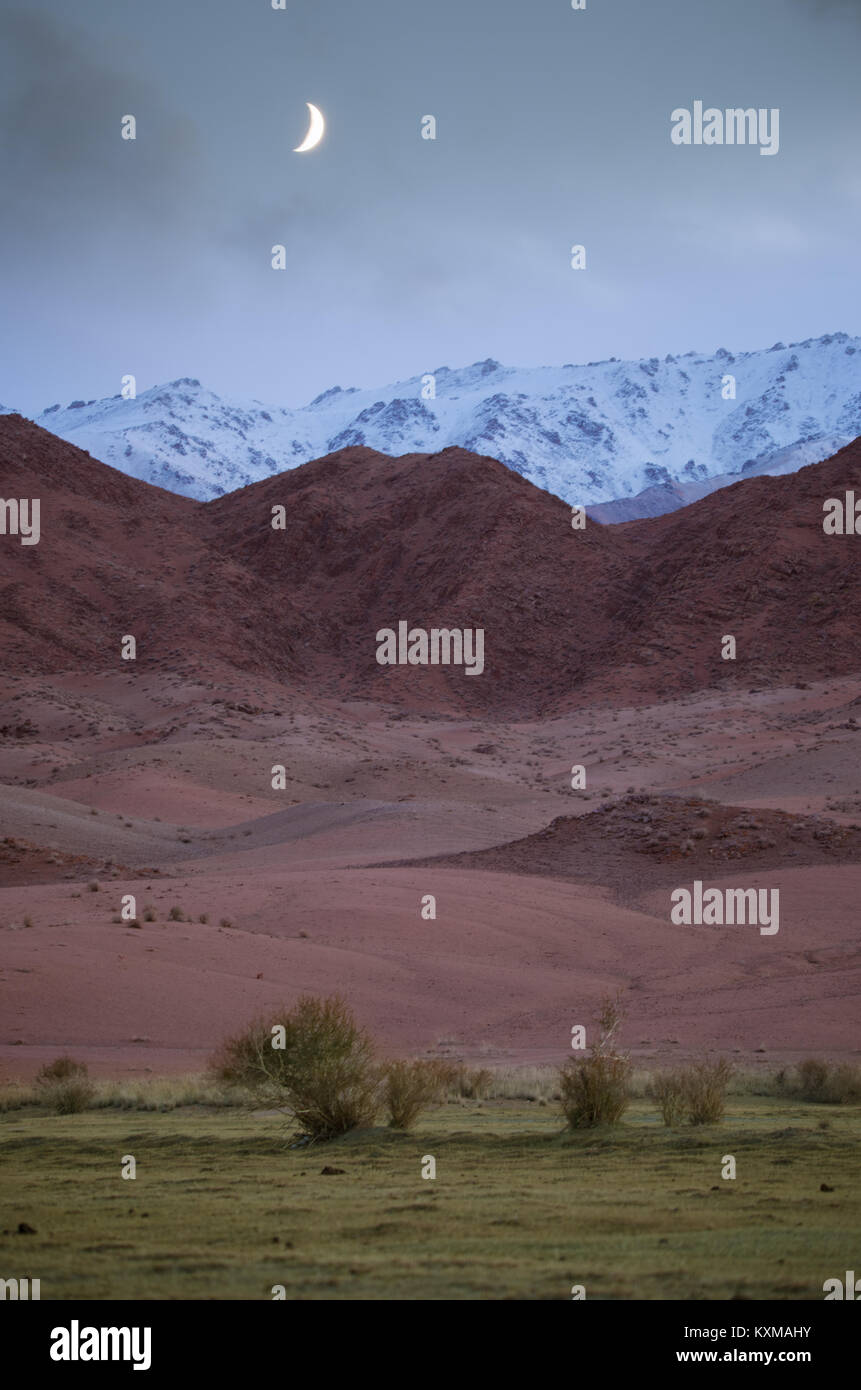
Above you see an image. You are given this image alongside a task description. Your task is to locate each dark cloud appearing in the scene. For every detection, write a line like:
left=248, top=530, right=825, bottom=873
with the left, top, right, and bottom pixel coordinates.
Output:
left=0, top=10, right=205, bottom=231
left=1, top=0, right=859, bottom=414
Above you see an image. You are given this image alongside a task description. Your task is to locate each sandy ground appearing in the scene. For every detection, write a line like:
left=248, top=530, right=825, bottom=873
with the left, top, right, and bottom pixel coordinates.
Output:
left=1, top=670, right=859, bottom=1076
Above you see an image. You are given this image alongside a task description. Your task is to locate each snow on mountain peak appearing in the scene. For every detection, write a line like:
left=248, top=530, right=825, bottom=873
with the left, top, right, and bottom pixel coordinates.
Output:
left=19, top=331, right=861, bottom=504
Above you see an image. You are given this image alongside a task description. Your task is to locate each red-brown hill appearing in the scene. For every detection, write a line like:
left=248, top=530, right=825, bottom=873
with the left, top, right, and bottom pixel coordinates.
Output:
left=2, top=415, right=860, bottom=712
left=399, top=792, right=861, bottom=896
left=600, top=437, right=861, bottom=698
left=0, top=413, right=305, bottom=678
left=203, top=444, right=624, bottom=712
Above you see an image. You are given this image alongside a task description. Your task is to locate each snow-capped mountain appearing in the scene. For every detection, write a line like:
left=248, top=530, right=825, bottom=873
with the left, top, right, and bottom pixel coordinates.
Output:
left=25, top=331, right=861, bottom=505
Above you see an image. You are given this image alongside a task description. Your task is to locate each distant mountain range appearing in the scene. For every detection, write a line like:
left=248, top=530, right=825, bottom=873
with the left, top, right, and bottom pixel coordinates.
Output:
left=4, top=332, right=859, bottom=512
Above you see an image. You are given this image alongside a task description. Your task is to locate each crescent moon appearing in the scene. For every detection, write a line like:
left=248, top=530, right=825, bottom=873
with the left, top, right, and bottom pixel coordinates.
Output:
left=294, top=102, right=325, bottom=153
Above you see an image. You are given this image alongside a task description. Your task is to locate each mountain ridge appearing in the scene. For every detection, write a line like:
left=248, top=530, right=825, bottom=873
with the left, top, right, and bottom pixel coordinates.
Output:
left=3, top=414, right=861, bottom=715
left=16, top=331, right=861, bottom=511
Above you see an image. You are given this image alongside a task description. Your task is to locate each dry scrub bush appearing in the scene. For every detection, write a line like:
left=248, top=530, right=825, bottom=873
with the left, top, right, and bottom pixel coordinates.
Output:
left=795, top=1058, right=861, bottom=1104
left=36, top=1056, right=87, bottom=1084
left=648, top=1070, right=687, bottom=1126
left=420, top=1060, right=459, bottom=1092
left=560, top=1054, right=630, bottom=1127
left=829, top=1066, right=861, bottom=1103
left=35, top=1056, right=94, bottom=1114
left=211, top=995, right=381, bottom=1140
left=210, top=1017, right=273, bottom=1089
left=451, top=1065, right=493, bottom=1099
left=0, top=1081, right=34, bottom=1112
left=820, top=1064, right=861, bottom=1104
left=796, top=1058, right=829, bottom=1099
left=383, top=1059, right=447, bottom=1129
left=679, top=1058, right=733, bottom=1125
left=559, top=995, right=631, bottom=1129
left=649, top=1058, right=733, bottom=1125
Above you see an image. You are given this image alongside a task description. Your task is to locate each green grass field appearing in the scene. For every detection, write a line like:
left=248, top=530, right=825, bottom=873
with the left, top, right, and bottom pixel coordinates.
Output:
left=2, top=1095, right=859, bottom=1300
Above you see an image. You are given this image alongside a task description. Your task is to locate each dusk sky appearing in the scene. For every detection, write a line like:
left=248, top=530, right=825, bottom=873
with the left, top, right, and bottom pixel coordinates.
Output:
left=1, top=0, right=860, bottom=415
